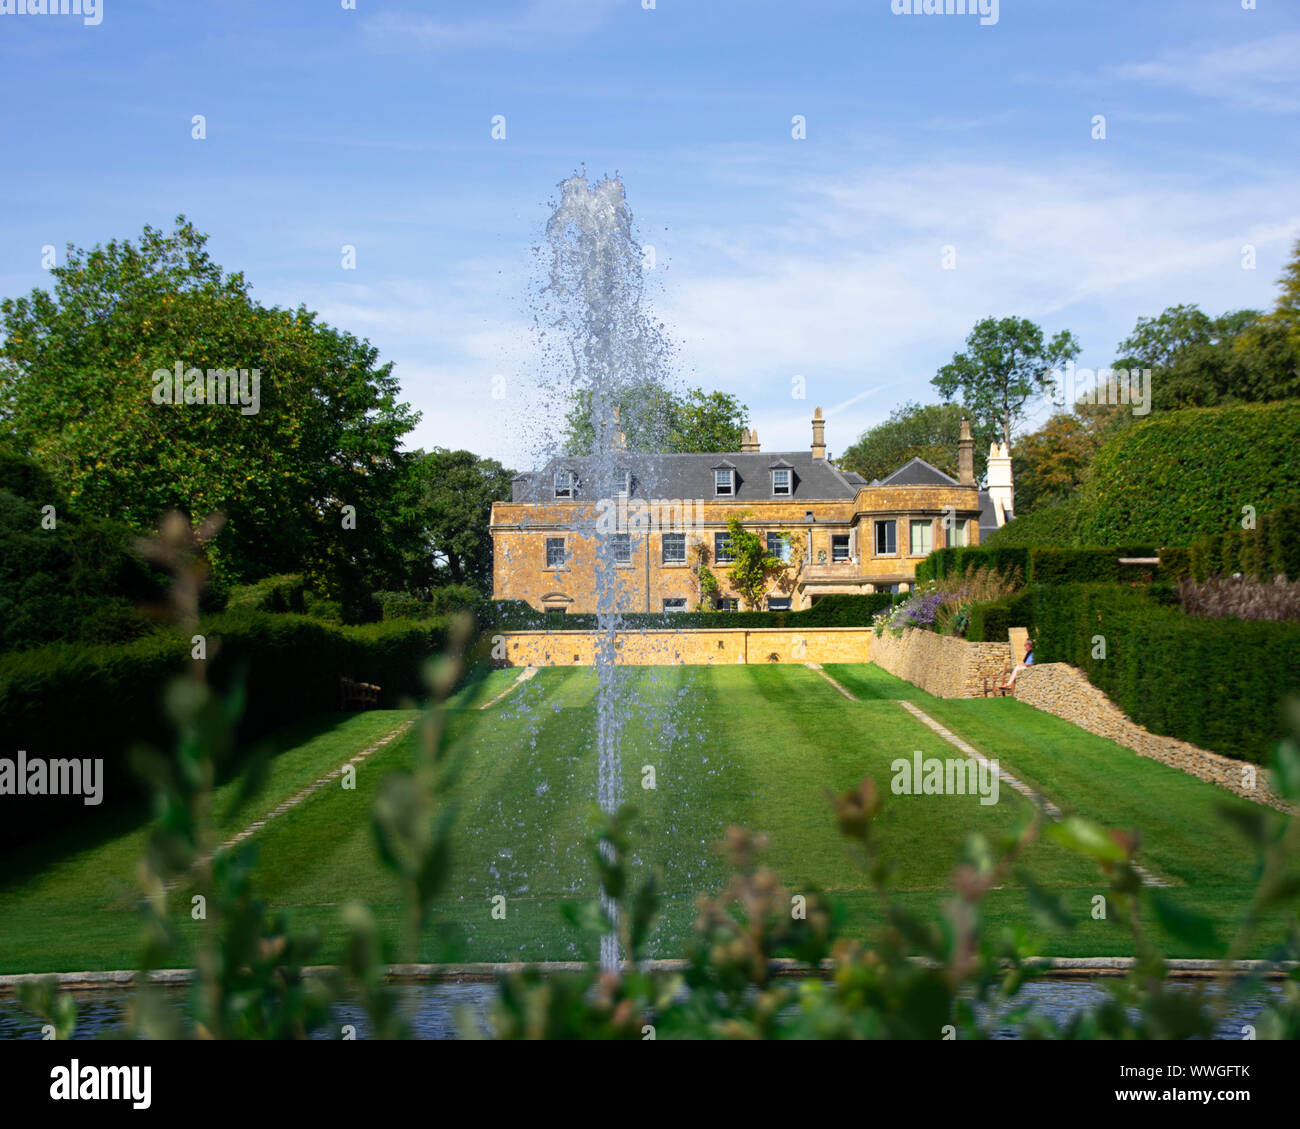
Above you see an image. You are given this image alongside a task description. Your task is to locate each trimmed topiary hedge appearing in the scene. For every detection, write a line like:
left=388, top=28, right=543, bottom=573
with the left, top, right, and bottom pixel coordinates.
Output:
left=1076, top=401, right=1300, bottom=546
left=1024, top=584, right=1298, bottom=764
left=914, top=547, right=1030, bottom=584
left=0, top=612, right=451, bottom=847
left=484, top=592, right=898, bottom=632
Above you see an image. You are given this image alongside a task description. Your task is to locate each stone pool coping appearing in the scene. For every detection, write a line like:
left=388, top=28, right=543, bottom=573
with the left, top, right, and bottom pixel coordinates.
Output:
left=1, top=956, right=1295, bottom=993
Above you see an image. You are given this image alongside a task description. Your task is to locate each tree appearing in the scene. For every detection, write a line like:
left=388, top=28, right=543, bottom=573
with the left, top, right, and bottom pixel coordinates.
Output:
left=722, top=514, right=785, bottom=611
left=400, top=448, right=516, bottom=594
left=932, top=317, right=1081, bottom=449
left=0, top=218, right=420, bottom=604
left=562, top=385, right=748, bottom=454
left=838, top=402, right=984, bottom=483
left=1011, top=407, right=1123, bottom=515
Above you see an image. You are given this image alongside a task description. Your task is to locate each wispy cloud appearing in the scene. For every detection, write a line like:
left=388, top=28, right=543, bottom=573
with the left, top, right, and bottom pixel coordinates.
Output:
left=1110, top=34, right=1300, bottom=113
left=362, top=0, right=623, bottom=53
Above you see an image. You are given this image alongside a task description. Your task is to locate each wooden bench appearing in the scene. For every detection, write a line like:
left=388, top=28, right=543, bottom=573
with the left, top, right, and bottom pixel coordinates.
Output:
left=339, top=676, right=380, bottom=711
left=983, top=665, right=1013, bottom=698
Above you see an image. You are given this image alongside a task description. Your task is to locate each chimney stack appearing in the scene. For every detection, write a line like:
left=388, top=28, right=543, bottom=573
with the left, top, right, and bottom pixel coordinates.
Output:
left=739, top=427, right=760, bottom=452
left=811, top=407, right=826, bottom=459
left=958, top=417, right=975, bottom=486
left=986, top=440, right=1015, bottom=527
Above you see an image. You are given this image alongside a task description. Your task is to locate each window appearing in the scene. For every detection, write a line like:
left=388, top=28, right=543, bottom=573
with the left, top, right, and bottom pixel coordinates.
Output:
left=875, top=520, right=897, bottom=556
left=662, top=532, right=686, bottom=564
left=545, top=537, right=566, bottom=569
left=716, top=598, right=739, bottom=612
left=611, top=533, right=632, bottom=565
left=909, top=520, right=933, bottom=557
left=766, top=532, right=790, bottom=561
left=949, top=519, right=967, bottom=548
left=544, top=606, right=567, bottom=616
left=714, top=531, right=735, bottom=564
left=767, top=596, right=791, bottom=611
left=554, top=468, right=575, bottom=499
left=714, top=468, right=735, bottom=497
left=832, top=534, right=850, bottom=563
left=616, top=469, right=631, bottom=496
left=771, top=468, right=791, bottom=496
left=663, top=598, right=687, bottom=613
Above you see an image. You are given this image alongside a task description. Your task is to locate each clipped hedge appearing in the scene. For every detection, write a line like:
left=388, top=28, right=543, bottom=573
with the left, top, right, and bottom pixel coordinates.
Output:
left=484, top=592, right=898, bottom=632
left=226, top=573, right=306, bottom=614
left=0, top=611, right=450, bottom=847
left=915, top=545, right=1160, bottom=586
left=1027, top=584, right=1299, bottom=764
left=914, top=547, right=1030, bottom=584
left=965, top=591, right=1037, bottom=643
left=1027, top=547, right=1159, bottom=585
left=1077, top=401, right=1300, bottom=546
left=1188, top=502, right=1300, bottom=582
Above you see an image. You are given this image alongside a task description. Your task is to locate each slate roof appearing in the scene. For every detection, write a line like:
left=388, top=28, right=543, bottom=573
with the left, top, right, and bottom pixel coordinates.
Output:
left=869, top=457, right=958, bottom=487
left=510, top=450, right=865, bottom=503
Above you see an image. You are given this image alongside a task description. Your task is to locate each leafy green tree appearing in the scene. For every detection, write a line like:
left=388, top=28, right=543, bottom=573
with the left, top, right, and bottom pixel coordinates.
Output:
left=0, top=443, right=166, bottom=649
left=0, top=218, right=419, bottom=604
left=1011, top=405, right=1125, bottom=514
left=562, top=385, right=748, bottom=454
left=932, top=317, right=1081, bottom=449
left=399, top=448, right=516, bottom=593
left=1113, top=240, right=1300, bottom=410
left=722, top=514, right=785, bottom=610
left=838, top=402, right=984, bottom=483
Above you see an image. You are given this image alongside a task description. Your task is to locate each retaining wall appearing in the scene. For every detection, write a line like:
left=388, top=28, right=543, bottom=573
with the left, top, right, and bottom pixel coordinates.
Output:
left=496, top=627, right=871, bottom=667
left=868, top=628, right=1011, bottom=698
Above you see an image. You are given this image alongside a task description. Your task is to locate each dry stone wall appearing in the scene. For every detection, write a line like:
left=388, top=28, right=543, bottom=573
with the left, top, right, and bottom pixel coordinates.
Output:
left=868, top=628, right=1011, bottom=698
left=1014, top=664, right=1290, bottom=811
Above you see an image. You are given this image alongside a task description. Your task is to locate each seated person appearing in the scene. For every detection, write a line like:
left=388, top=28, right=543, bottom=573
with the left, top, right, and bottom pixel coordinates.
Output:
left=1003, top=637, right=1034, bottom=690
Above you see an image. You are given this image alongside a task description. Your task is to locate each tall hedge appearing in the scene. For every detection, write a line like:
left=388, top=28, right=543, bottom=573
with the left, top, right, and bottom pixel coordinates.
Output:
left=1076, top=401, right=1300, bottom=546
left=1025, top=584, right=1299, bottom=764
left=0, top=612, right=449, bottom=847
left=484, top=592, right=897, bottom=632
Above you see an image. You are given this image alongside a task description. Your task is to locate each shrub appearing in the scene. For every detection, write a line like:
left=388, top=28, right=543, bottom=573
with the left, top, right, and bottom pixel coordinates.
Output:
left=373, top=585, right=483, bottom=621
left=1076, top=401, right=1300, bottom=545
left=226, top=573, right=306, bottom=614
left=979, top=496, right=1082, bottom=548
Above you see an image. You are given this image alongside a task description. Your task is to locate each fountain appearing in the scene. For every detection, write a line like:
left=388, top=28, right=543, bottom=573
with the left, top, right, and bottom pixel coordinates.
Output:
left=535, top=172, right=677, bottom=970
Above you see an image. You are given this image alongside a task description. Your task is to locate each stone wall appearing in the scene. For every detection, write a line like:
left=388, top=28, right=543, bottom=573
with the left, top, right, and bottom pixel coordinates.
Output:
left=868, top=628, right=1011, bottom=698
left=497, top=627, right=871, bottom=667
left=1014, top=664, right=1290, bottom=810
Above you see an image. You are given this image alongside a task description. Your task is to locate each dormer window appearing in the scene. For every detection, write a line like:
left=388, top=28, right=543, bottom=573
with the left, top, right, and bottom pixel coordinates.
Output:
left=771, top=468, right=791, bottom=496
left=714, top=468, right=735, bottom=497
left=554, top=468, right=575, bottom=499
left=616, top=469, right=631, bottom=497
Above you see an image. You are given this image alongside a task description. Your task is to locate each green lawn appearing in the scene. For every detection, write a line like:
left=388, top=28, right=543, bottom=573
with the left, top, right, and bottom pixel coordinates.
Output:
left=0, top=663, right=1287, bottom=973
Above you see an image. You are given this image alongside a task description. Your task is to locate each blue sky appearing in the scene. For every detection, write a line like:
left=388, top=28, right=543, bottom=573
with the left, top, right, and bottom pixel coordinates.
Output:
left=2, top=0, right=1298, bottom=470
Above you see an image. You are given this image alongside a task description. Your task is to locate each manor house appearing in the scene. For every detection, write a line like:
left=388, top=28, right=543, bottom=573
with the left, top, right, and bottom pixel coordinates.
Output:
left=490, top=411, right=1014, bottom=614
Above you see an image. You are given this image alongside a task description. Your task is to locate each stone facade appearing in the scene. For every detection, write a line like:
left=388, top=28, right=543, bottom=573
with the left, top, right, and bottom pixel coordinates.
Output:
left=496, top=626, right=872, bottom=667
left=868, top=627, right=1012, bottom=698
left=1013, top=664, right=1292, bottom=811
left=491, top=411, right=991, bottom=614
